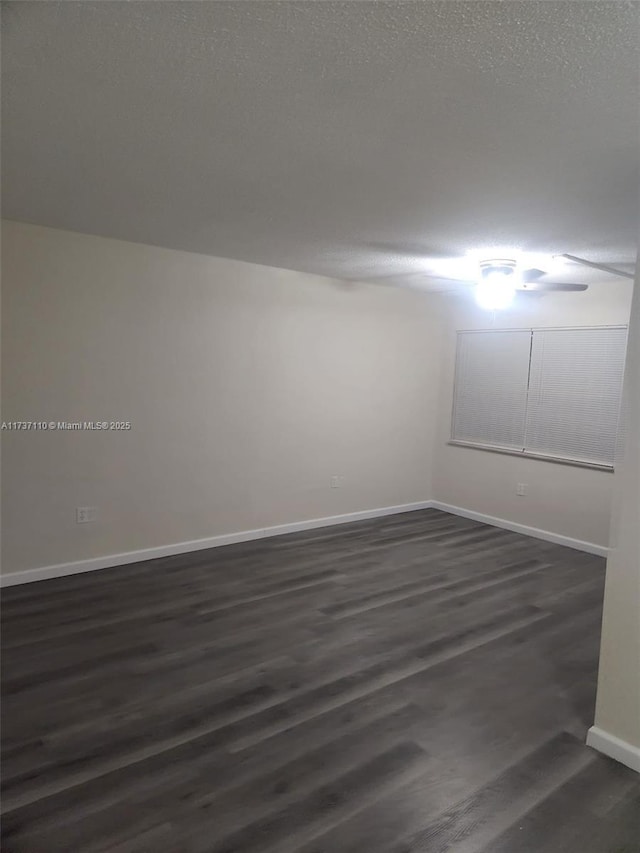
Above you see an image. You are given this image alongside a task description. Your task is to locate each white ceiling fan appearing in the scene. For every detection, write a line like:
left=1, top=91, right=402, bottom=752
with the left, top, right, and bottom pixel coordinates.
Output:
left=457, top=254, right=633, bottom=309
left=361, top=244, right=635, bottom=309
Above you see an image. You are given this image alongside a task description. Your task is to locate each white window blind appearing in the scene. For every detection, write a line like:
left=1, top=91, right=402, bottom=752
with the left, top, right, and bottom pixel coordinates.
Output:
left=452, top=331, right=532, bottom=451
left=524, top=328, right=627, bottom=466
left=451, top=326, right=627, bottom=468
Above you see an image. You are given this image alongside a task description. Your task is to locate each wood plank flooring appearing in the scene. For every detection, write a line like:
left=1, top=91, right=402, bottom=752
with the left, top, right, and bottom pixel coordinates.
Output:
left=1, top=509, right=639, bottom=852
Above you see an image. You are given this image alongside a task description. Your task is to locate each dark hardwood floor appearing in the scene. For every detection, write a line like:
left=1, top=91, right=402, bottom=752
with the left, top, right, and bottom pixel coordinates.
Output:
left=2, top=509, right=639, bottom=852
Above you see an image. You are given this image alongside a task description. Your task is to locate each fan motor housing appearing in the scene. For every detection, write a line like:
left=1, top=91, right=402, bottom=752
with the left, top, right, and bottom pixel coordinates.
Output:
left=479, top=259, right=518, bottom=279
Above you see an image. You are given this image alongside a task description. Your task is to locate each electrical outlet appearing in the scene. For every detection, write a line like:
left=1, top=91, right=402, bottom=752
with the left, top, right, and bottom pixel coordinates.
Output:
left=516, top=483, right=528, bottom=497
left=330, top=475, right=345, bottom=489
left=76, top=506, right=97, bottom=523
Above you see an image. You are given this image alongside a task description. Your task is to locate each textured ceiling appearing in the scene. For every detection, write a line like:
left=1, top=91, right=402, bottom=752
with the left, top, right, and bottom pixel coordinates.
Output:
left=2, top=1, right=639, bottom=288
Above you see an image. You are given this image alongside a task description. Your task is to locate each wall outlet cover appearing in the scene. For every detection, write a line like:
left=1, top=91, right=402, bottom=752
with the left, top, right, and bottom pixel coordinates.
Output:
left=76, top=506, right=97, bottom=523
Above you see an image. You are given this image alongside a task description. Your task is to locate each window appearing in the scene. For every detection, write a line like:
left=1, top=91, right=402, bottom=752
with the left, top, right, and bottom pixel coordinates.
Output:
left=451, top=327, right=628, bottom=469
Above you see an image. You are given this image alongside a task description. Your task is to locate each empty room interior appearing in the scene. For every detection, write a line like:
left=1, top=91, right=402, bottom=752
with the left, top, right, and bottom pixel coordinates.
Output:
left=1, top=2, right=640, bottom=851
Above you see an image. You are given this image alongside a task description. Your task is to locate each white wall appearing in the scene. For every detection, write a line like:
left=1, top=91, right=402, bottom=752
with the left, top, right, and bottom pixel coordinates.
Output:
left=589, top=266, right=640, bottom=770
left=1, top=221, right=441, bottom=576
left=2, top=220, right=633, bottom=580
left=432, top=282, right=633, bottom=549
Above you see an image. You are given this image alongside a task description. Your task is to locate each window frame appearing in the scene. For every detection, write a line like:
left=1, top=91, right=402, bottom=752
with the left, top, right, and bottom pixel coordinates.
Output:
left=449, top=325, right=628, bottom=472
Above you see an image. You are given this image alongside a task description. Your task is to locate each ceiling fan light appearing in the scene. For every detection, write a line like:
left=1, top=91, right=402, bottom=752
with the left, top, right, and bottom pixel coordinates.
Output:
left=475, top=272, right=516, bottom=309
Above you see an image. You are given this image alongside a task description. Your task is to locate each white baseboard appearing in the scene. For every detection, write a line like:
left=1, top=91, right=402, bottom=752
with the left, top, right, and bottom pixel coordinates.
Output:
left=0, top=500, right=434, bottom=587
left=1, top=498, right=609, bottom=587
left=429, top=501, right=608, bottom=557
left=587, top=726, right=640, bottom=773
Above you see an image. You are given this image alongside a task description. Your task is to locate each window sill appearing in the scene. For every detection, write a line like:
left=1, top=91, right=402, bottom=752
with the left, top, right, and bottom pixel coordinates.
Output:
left=447, top=440, right=614, bottom=472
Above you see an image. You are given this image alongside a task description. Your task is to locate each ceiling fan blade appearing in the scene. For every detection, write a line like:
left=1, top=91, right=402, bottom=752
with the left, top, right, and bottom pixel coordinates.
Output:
left=517, top=282, right=588, bottom=292
left=424, top=274, right=474, bottom=284
left=351, top=269, right=437, bottom=282
left=557, top=254, right=635, bottom=280
left=521, top=268, right=547, bottom=282
left=350, top=269, right=475, bottom=286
